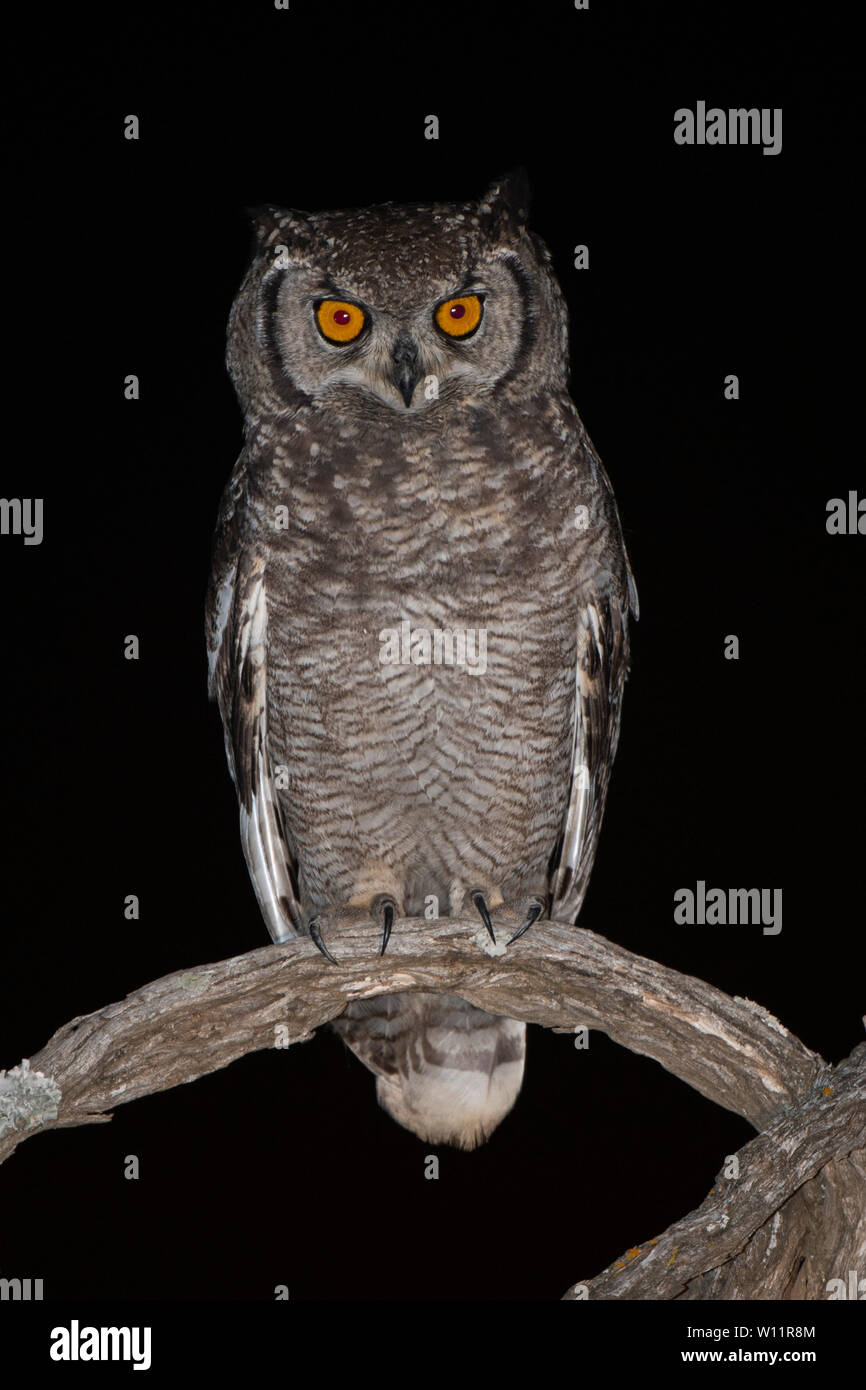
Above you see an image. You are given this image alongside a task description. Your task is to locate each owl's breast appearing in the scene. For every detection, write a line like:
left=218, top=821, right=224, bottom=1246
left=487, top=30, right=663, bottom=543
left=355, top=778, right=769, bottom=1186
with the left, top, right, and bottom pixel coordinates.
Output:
left=252, top=416, right=600, bottom=909
left=264, top=572, right=578, bottom=912
left=256, top=412, right=594, bottom=604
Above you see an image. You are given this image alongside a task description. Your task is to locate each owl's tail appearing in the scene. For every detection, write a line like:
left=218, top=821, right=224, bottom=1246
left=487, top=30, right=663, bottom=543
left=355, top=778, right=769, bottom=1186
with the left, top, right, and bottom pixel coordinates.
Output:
left=333, top=992, right=525, bottom=1150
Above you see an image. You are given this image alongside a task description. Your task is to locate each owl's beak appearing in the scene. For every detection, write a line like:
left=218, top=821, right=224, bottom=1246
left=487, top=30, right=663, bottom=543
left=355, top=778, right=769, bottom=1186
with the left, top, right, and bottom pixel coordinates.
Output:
left=390, top=337, right=421, bottom=408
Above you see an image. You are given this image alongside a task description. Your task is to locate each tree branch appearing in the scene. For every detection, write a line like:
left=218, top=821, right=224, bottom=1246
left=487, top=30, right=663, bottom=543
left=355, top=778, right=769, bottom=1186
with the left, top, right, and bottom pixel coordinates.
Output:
left=562, top=1042, right=866, bottom=1299
left=2, top=916, right=862, bottom=1301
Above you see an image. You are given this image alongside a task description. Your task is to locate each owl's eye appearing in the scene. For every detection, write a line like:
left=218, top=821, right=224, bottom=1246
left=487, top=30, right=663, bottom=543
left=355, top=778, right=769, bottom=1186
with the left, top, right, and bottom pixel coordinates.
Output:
left=434, top=294, right=484, bottom=339
left=315, top=299, right=366, bottom=344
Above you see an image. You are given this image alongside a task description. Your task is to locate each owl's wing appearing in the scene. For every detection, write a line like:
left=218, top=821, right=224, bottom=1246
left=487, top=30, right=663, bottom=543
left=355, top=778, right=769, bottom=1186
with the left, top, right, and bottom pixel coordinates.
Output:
left=549, top=477, right=639, bottom=924
left=206, top=469, right=301, bottom=943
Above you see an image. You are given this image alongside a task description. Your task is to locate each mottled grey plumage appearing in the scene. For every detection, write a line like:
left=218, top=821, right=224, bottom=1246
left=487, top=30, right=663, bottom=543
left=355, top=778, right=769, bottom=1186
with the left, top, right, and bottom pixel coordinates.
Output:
left=207, top=173, right=637, bottom=1149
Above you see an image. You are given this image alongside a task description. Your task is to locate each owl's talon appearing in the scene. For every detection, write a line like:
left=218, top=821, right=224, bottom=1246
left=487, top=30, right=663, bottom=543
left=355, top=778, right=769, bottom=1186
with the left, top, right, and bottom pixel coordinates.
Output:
left=471, top=892, right=497, bottom=944
left=506, top=898, right=546, bottom=946
left=378, top=900, right=396, bottom=955
left=309, top=918, right=339, bottom=964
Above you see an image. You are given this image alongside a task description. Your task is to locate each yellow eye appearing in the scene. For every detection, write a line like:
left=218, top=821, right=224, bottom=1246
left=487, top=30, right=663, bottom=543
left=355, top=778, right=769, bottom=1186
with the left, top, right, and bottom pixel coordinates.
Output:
left=434, top=294, right=483, bottom=338
left=315, top=299, right=366, bottom=344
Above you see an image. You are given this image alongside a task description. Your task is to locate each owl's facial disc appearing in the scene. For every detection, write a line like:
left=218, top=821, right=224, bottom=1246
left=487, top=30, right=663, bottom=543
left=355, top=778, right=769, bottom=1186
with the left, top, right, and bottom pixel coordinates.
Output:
left=267, top=260, right=524, bottom=412
left=309, top=285, right=490, bottom=411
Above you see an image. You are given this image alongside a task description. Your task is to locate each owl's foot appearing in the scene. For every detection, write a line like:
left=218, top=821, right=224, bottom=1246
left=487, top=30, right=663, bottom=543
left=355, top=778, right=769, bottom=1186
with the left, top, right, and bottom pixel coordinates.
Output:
left=307, top=895, right=401, bottom=963
left=469, top=892, right=546, bottom=946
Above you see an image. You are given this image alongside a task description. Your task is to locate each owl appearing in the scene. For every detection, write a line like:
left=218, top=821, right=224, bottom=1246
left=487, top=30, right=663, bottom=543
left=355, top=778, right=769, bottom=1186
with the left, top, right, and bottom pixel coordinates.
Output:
left=207, top=172, right=638, bottom=1150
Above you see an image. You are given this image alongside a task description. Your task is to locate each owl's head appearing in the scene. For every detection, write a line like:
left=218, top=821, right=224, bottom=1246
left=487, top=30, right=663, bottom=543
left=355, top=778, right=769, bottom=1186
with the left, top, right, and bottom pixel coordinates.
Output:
left=227, top=172, right=569, bottom=421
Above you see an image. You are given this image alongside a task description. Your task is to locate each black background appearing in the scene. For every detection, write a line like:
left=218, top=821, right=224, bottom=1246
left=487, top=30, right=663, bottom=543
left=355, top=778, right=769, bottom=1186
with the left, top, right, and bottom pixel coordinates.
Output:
left=1, top=0, right=862, bottom=1310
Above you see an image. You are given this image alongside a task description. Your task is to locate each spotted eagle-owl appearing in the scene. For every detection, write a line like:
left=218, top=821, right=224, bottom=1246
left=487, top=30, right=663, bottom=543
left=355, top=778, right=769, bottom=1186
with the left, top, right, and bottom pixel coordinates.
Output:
left=207, top=172, right=638, bottom=1150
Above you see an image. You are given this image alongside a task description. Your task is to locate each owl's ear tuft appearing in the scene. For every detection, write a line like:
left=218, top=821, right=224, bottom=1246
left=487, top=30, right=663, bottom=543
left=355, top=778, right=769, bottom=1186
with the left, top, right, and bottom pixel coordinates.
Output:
left=478, top=168, right=532, bottom=233
left=245, top=204, right=311, bottom=251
